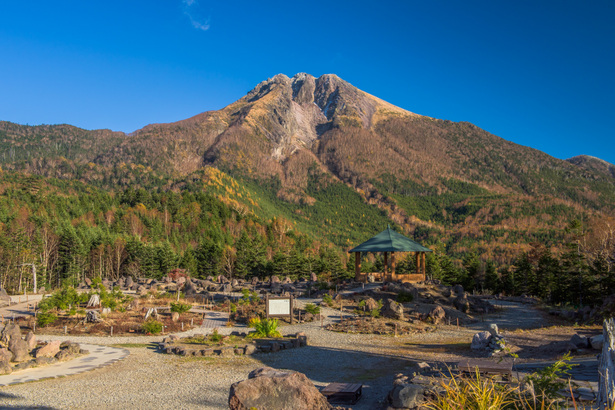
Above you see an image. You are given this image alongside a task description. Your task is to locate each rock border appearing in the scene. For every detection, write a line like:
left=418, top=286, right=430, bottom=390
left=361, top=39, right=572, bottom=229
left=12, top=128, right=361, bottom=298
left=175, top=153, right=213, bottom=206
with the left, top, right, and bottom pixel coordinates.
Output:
left=158, top=332, right=308, bottom=357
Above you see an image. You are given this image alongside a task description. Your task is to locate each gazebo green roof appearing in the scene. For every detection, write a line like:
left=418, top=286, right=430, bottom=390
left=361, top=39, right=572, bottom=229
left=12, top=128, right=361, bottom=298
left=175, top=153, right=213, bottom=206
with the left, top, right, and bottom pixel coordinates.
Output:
left=349, top=227, right=432, bottom=253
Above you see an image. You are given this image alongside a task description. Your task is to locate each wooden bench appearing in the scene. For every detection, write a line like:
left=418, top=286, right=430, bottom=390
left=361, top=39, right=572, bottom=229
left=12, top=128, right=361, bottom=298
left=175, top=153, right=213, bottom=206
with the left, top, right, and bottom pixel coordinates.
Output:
left=457, top=359, right=513, bottom=379
left=321, top=382, right=362, bottom=404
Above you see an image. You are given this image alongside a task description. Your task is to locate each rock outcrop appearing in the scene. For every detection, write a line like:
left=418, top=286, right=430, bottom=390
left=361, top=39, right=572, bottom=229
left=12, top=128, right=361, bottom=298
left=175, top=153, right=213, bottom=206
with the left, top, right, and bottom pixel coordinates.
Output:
left=228, top=367, right=330, bottom=410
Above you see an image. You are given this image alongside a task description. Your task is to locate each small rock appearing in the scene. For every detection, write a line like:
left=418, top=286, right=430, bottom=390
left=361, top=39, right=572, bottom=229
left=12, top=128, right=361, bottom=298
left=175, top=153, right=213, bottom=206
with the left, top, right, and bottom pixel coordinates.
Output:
left=471, top=331, right=492, bottom=350
left=590, top=335, right=604, bottom=350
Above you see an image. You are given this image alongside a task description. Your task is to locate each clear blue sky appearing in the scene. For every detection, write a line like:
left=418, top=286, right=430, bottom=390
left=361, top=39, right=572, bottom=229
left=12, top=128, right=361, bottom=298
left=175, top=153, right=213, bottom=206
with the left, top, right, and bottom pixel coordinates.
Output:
left=1, top=1, right=614, bottom=164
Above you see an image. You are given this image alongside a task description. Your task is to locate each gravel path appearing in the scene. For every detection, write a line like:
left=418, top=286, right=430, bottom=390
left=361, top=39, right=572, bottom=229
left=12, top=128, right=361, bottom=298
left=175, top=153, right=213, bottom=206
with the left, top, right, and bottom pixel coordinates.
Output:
left=0, top=300, right=553, bottom=409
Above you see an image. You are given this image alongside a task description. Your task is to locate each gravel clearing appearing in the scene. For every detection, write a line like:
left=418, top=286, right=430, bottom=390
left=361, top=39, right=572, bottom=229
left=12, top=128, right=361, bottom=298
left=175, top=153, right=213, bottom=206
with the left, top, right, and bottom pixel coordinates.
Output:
left=0, top=301, right=550, bottom=409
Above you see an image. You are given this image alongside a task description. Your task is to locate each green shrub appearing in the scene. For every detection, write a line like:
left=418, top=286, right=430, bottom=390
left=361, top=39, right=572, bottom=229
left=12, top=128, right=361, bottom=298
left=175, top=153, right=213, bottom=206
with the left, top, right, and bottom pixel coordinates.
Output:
left=248, top=317, right=282, bottom=338
left=68, top=308, right=77, bottom=316
left=525, top=352, right=575, bottom=400
left=209, top=328, right=223, bottom=343
left=170, top=302, right=191, bottom=314
left=396, top=291, right=414, bottom=303
left=38, top=286, right=86, bottom=312
left=142, top=319, right=163, bottom=335
left=37, top=312, right=57, bottom=327
left=230, top=303, right=237, bottom=313
left=304, top=303, right=320, bottom=315
left=322, top=294, right=333, bottom=307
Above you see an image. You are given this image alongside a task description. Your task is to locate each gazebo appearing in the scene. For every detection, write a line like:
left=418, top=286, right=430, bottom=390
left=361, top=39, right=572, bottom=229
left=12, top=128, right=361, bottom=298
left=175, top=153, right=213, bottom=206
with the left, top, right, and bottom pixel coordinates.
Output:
left=349, top=226, right=432, bottom=283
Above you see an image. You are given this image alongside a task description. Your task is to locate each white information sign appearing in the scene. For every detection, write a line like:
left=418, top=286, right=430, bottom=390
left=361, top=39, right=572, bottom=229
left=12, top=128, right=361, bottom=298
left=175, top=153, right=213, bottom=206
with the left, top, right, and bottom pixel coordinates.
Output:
left=268, top=298, right=291, bottom=316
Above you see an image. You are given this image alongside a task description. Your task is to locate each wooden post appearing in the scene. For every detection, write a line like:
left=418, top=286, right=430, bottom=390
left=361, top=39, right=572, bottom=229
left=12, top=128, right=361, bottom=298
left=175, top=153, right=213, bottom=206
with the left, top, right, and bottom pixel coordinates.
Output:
left=416, top=252, right=420, bottom=276
left=355, top=253, right=361, bottom=282
left=422, top=252, right=426, bottom=279
left=383, top=252, right=388, bottom=278
left=390, top=252, right=396, bottom=281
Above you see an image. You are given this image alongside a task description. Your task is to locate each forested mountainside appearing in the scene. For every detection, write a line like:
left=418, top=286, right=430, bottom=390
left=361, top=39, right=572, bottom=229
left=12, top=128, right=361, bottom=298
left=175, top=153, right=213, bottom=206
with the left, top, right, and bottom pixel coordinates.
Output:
left=0, top=73, right=613, bottom=296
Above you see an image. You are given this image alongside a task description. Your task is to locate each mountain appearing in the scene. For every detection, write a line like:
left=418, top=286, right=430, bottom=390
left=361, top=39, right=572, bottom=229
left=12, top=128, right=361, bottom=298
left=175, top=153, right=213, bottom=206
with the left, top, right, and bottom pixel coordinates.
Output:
left=566, top=155, right=615, bottom=179
left=1, top=73, right=614, bottom=263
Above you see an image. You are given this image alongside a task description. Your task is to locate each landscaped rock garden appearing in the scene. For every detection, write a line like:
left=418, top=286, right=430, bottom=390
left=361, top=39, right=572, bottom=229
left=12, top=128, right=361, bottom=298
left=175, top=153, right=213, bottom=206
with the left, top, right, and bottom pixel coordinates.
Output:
left=158, top=331, right=308, bottom=357
left=0, top=323, right=86, bottom=375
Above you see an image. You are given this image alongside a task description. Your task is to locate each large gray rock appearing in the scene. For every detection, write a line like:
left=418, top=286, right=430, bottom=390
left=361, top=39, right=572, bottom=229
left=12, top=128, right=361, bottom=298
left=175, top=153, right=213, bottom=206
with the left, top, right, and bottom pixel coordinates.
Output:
left=570, top=333, right=589, bottom=348
left=471, top=331, right=492, bottom=351
left=453, top=294, right=470, bottom=313
left=381, top=298, right=404, bottom=320
left=591, top=334, right=604, bottom=350
left=25, top=331, right=36, bottom=350
left=488, top=323, right=499, bottom=337
left=428, top=306, right=446, bottom=325
left=1, top=323, right=21, bottom=345
left=0, top=358, right=11, bottom=375
left=8, top=338, right=29, bottom=362
left=36, top=340, right=61, bottom=358
left=0, top=347, right=11, bottom=362
left=86, top=310, right=101, bottom=323
left=229, top=367, right=330, bottom=410
left=388, top=383, right=426, bottom=409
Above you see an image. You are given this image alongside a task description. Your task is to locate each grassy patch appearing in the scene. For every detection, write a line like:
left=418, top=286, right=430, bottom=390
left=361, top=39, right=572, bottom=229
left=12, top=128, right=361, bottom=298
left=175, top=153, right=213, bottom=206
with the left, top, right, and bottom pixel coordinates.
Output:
left=111, top=343, right=156, bottom=348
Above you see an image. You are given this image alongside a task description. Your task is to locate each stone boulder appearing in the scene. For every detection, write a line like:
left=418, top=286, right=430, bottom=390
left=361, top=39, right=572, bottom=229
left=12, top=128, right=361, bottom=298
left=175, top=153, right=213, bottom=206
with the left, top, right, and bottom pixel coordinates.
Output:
left=452, top=284, right=464, bottom=295
left=453, top=294, right=470, bottom=313
left=0, top=288, right=11, bottom=306
left=364, top=297, right=379, bottom=311
left=0, top=347, right=11, bottom=363
left=36, top=340, right=61, bottom=358
left=488, top=323, right=499, bottom=337
left=1, top=323, right=21, bottom=346
left=0, top=358, right=11, bottom=375
left=591, top=335, right=604, bottom=350
left=381, top=298, right=404, bottom=320
left=86, top=310, right=101, bottom=323
left=570, top=334, right=589, bottom=348
left=228, top=367, right=330, bottom=410
left=25, top=331, right=36, bottom=350
left=9, top=338, right=29, bottom=362
left=471, top=331, right=492, bottom=351
left=388, top=383, right=426, bottom=409
left=428, top=306, right=446, bottom=324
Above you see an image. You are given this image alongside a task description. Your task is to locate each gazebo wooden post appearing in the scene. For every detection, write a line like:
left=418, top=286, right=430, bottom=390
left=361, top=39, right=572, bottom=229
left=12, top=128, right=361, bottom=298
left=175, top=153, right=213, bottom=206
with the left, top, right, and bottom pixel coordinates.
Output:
left=390, top=252, right=396, bottom=282
left=416, top=252, right=420, bottom=276
left=383, top=252, right=388, bottom=280
left=422, top=252, right=426, bottom=279
left=355, top=252, right=362, bottom=282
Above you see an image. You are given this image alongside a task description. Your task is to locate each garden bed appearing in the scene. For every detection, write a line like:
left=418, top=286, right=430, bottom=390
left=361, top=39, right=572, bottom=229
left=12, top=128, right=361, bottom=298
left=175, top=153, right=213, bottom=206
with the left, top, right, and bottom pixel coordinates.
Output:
left=157, top=331, right=308, bottom=357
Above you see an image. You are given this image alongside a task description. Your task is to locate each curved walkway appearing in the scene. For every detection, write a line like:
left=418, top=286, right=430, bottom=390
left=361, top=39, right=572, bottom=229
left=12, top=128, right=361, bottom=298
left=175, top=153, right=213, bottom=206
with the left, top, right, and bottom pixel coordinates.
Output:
left=0, top=344, right=129, bottom=386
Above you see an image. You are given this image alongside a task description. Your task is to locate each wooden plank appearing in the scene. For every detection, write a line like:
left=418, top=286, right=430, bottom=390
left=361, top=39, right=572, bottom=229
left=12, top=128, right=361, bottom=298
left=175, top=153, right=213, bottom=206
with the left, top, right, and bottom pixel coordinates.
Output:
left=458, top=359, right=512, bottom=375
left=321, top=382, right=362, bottom=404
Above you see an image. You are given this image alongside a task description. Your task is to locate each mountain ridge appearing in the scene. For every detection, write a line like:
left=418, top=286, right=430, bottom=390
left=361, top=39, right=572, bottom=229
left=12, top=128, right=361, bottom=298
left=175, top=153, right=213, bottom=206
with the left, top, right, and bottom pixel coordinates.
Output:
left=0, top=73, right=613, bottom=262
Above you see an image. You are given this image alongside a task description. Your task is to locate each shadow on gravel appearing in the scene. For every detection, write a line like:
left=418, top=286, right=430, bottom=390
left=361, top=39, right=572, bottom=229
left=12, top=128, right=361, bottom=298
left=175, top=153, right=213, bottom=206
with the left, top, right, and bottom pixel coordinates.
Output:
left=0, top=392, right=57, bottom=409
left=245, top=345, right=420, bottom=409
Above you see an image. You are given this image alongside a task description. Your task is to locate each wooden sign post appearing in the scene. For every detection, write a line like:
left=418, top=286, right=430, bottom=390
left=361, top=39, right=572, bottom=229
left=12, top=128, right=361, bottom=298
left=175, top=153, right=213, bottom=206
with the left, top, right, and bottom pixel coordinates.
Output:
left=266, top=295, right=294, bottom=324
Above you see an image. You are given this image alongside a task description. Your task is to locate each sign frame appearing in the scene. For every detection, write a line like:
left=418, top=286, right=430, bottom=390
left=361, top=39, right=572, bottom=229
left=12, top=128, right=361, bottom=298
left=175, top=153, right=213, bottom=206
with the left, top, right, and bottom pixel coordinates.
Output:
left=266, top=295, right=294, bottom=324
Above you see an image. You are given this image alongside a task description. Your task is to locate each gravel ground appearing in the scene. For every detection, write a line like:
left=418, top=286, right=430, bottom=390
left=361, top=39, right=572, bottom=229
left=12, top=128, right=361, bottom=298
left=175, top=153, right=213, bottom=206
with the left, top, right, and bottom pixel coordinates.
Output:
left=0, top=301, right=552, bottom=409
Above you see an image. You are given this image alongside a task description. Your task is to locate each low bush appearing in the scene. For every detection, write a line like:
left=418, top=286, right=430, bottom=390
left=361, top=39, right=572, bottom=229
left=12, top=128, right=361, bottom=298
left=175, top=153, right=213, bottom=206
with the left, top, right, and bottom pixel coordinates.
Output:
left=304, top=303, right=320, bottom=315
left=37, top=312, right=58, bottom=327
left=396, top=291, right=414, bottom=303
left=170, top=302, right=191, bottom=314
left=209, top=328, right=223, bottom=343
left=248, top=317, right=282, bottom=338
left=322, top=294, right=333, bottom=307
left=142, top=319, right=163, bottom=335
